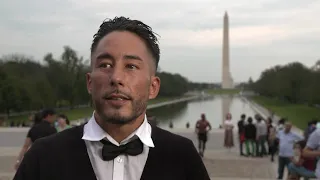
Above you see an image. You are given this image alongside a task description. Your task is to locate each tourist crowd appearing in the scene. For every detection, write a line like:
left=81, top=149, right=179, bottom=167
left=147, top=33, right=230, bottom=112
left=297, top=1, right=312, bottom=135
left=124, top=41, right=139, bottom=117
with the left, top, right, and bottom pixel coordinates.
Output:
left=237, top=114, right=319, bottom=180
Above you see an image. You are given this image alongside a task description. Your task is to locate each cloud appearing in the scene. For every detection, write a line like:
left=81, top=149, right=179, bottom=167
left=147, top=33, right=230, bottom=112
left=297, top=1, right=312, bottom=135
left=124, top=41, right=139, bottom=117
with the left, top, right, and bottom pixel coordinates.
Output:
left=0, top=0, right=319, bottom=83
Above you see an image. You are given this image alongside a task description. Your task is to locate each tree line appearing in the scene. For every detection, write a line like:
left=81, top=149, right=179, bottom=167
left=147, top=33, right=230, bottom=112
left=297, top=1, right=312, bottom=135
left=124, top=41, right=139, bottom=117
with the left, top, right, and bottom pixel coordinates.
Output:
left=0, top=46, right=216, bottom=116
left=252, top=60, right=320, bottom=105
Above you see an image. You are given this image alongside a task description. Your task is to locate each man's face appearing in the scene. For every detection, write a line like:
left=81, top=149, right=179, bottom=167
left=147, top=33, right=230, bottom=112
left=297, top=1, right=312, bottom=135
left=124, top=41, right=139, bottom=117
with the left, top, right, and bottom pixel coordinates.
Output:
left=48, top=114, right=57, bottom=123
left=87, top=31, right=160, bottom=124
left=284, top=123, right=292, bottom=133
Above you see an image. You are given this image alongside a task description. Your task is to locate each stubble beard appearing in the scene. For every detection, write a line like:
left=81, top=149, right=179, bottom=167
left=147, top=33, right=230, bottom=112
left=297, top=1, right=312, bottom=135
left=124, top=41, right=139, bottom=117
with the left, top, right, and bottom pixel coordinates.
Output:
left=95, top=98, right=148, bottom=125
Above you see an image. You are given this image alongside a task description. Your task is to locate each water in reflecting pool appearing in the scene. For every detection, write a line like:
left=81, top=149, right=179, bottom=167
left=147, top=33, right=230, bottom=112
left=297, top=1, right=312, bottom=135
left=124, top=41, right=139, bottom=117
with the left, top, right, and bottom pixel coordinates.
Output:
left=147, top=96, right=258, bottom=130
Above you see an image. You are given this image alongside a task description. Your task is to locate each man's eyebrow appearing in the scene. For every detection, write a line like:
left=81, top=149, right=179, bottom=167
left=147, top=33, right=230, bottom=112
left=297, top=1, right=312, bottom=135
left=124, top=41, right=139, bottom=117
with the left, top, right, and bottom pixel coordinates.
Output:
left=95, top=53, right=142, bottom=62
left=123, top=55, right=142, bottom=61
left=96, top=52, right=114, bottom=61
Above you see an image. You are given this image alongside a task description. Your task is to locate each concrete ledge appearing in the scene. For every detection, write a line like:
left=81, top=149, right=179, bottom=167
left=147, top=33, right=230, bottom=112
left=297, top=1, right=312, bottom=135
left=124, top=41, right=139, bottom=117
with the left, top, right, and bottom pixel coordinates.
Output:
left=164, top=128, right=224, bottom=134
left=0, top=173, right=14, bottom=180
left=0, top=128, right=29, bottom=133
left=0, top=147, right=20, bottom=156
left=147, top=95, right=201, bottom=110
left=211, top=178, right=275, bottom=180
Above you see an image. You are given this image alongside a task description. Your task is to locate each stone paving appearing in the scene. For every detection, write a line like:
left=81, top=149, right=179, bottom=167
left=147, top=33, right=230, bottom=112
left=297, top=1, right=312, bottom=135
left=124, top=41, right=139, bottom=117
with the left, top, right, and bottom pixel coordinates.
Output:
left=0, top=128, right=280, bottom=180
left=177, top=130, right=278, bottom=179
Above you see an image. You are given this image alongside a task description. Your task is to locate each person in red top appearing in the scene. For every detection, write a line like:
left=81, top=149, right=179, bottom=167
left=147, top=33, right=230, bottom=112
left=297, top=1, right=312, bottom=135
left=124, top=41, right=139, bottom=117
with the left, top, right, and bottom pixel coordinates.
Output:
left=195, top=113, right=212, bottom=157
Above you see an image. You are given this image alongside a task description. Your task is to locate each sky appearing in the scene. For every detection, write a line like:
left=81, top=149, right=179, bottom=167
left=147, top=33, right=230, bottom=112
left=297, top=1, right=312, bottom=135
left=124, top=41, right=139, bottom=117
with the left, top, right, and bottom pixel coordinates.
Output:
left=1, top=0, right=319, bottom=83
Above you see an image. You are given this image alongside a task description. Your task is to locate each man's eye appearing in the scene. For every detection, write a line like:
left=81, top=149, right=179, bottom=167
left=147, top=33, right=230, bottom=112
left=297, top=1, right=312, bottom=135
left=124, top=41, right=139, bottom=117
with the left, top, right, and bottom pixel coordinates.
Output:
left=126, top=64, right=138, bottom=69
left=99, top=63, right=112, bottom=68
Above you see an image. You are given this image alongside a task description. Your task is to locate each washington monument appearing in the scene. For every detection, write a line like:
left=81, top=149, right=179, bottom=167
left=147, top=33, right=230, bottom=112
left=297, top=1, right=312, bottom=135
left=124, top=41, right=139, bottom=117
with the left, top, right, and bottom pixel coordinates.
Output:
left=222, top=11, right=234, bottom=89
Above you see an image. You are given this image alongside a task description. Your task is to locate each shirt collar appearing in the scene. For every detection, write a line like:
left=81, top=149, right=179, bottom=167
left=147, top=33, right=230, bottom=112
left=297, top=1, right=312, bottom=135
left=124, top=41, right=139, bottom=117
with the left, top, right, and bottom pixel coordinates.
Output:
left=82, top=112, right=154, bottom=148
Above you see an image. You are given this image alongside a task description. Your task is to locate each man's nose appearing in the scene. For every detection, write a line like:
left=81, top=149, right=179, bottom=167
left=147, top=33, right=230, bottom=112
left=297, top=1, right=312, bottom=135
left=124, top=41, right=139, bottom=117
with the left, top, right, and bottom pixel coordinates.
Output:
left=110, top=66, right=125, bottom=86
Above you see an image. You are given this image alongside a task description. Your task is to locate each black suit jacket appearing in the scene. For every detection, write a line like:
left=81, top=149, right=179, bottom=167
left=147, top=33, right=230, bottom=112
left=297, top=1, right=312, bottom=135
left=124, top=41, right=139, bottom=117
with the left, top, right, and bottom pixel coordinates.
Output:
left=14, top=124, right=210, bottom=180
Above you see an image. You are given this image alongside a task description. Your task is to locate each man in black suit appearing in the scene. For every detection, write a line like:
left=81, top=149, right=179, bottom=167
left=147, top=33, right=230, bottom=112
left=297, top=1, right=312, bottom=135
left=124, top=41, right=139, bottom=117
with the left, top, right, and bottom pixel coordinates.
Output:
left=14, top=16, right=210, bottom=180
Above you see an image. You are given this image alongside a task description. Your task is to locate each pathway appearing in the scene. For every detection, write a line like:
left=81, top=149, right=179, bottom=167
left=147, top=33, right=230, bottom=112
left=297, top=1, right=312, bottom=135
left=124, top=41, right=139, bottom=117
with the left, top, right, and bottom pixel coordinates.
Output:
left=176, top=130, right=278, bottom=180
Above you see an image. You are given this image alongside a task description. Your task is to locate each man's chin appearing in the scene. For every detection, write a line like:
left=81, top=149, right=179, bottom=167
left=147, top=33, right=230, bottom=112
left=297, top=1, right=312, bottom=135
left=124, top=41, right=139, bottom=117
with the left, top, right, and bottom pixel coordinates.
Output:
left=107, top=119, right=134, bottom=125
left=100, top=111, right=136, bottom=125
left=104, top=116, right=136, bottom=125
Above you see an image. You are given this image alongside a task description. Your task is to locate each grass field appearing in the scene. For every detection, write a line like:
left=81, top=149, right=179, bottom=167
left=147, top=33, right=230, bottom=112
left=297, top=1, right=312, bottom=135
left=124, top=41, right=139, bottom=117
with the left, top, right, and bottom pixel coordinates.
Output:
left=5, top=96, right=186, bottom=123
left=252, top=96, right=320, bottom=129
left=205, top=88, right=241, bottom=95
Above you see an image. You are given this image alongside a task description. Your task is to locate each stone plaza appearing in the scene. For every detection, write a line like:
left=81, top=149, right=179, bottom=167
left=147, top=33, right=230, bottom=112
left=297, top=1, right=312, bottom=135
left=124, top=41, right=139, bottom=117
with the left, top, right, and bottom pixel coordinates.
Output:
left=0, top=128, right=278, bottom=180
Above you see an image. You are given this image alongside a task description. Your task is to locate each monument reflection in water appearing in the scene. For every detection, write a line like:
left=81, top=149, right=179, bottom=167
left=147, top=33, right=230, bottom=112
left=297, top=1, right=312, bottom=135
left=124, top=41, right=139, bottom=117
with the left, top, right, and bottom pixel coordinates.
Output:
left=147, top=96, right=258, bottom=130
left=221, top=95, right=233, bottom=125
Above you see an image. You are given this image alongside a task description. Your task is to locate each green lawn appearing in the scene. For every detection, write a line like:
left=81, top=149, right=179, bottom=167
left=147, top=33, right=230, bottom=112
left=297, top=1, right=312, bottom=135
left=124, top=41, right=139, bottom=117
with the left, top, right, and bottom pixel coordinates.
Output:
left=205, top=88, right=241, bottom=95
left=252, top=96, right=320, bottom=129
left=6, top=95, right=186, bottom=123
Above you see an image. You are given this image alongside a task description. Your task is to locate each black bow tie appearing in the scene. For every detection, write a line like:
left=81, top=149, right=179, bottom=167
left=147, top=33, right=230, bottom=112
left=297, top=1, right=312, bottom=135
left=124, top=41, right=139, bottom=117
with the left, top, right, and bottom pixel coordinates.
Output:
left=100, top=138, right=144, bottom=161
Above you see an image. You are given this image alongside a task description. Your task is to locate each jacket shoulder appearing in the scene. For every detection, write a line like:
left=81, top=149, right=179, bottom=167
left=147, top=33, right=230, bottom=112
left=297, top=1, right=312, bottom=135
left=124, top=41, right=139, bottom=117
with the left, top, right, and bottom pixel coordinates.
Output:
left=152, top=126, right=195, bottom=148
left=33, top=125, right=84, bottom=150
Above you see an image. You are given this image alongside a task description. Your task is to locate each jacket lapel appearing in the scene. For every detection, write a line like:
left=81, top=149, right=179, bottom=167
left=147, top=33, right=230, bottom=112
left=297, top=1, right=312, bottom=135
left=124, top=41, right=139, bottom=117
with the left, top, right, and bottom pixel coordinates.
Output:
left=68, top=125, right=97, bottom=180
left=140, top=125, right=160, bottom=180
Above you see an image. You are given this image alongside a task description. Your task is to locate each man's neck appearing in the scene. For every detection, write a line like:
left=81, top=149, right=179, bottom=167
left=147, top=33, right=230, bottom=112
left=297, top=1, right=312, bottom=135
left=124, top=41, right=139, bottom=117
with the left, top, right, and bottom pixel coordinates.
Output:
left=96, top=113, right=145, bottom=143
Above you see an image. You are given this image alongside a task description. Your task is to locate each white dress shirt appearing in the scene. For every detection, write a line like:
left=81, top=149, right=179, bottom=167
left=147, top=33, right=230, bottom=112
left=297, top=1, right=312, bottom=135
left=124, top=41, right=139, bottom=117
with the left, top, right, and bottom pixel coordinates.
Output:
left=82, top=113, right=154, bottom=180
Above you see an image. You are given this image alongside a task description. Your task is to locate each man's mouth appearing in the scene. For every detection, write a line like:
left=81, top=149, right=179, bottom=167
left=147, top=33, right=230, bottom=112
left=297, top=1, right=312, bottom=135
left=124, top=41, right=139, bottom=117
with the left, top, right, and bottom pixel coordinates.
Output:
left=104, top=93, right=131, bottom=101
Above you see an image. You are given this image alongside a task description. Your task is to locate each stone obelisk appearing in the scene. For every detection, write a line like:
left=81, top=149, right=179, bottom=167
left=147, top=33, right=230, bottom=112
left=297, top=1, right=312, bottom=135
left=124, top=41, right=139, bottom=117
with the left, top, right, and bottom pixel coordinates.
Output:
left=222, top=11, right=233, bottom=89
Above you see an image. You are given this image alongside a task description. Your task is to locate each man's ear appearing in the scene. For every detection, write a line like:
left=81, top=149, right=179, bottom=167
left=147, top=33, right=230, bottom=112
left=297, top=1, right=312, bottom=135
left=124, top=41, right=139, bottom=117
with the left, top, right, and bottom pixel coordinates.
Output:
left=86, top=72, right=92, bottom=94
left=149, top=76, right=160, bottom=100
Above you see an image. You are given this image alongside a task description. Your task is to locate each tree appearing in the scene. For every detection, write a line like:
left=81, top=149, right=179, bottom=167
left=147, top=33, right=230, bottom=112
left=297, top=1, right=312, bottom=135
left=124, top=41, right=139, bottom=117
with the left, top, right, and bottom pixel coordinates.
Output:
left=253, top=60, right=320, bottom=104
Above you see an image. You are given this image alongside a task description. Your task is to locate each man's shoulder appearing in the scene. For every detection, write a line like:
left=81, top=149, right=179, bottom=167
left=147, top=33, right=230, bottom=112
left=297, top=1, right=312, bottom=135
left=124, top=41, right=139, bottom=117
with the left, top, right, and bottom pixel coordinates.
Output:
left=152, top=126, right=194, bottom=147
left=313, top=128, right=320, bottom=134
left=310, top=128, right=320, bottom=137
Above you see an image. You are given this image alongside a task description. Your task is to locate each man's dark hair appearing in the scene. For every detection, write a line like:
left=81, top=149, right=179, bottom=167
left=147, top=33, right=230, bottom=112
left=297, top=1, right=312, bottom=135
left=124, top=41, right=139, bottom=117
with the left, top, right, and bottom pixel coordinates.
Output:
left=241, top=114, right=246, bottom=119
left=33, top=112, right=43, bottom=124
left=41, top=108, right=56, bottom=119
left=91, top=16, right=160, bottom=70
left=311, top=119, right=318, bottom=125
left=248, top=117, right=253, bottom=124
left=279, top=118, right=286, bottom=125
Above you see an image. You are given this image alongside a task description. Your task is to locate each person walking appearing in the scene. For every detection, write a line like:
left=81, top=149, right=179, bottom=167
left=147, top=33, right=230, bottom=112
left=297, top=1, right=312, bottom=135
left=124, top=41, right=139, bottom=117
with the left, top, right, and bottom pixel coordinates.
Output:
left=195, top=113, right=212, bottom=157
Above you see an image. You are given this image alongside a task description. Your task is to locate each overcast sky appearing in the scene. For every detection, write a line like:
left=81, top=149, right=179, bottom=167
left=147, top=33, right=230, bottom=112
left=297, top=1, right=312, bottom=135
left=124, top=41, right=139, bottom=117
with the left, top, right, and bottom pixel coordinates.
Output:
left=1, top=0, right=319, bottom=83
